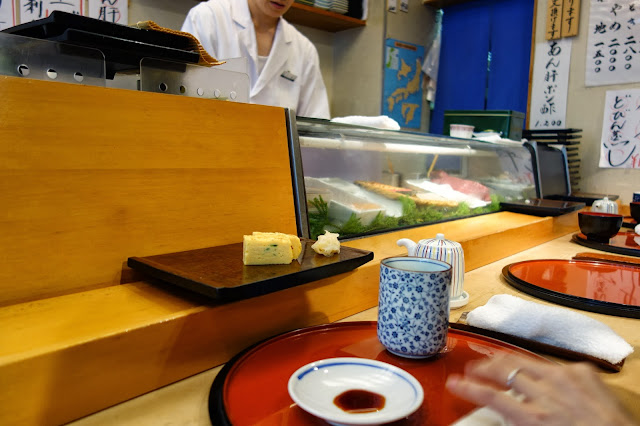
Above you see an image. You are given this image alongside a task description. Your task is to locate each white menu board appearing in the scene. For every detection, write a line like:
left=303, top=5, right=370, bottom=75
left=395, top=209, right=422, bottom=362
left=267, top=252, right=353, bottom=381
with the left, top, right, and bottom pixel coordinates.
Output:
left=0, top=0, right=16, bottom=30
left=529, top=38, right=572, bottom=129
left=88, top=0, right=128, bottom=25
left=19, top=0, right=83, bottom=23
left=599, top=88, right=640, bottom=168
left=586, top=0, right=640, bottom=86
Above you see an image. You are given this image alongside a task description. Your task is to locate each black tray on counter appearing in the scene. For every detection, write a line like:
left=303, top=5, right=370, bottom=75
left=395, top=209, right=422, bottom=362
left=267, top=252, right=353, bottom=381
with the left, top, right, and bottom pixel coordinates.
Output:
left=128, top=239, right=374, bottom=302
left=500, top=198, right=585, bottom=217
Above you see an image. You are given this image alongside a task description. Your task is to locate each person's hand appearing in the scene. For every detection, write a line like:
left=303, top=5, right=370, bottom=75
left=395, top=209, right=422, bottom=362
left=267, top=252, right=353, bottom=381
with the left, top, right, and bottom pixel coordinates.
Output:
left=445, top=353, right=638, bottom=426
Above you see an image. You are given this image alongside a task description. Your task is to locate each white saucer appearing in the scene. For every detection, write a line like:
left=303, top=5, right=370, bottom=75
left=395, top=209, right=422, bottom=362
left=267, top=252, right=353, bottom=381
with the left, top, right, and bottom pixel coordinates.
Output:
left=288, top=357, right=423, bottom=426
left=450, top=290, right=470, bottom=309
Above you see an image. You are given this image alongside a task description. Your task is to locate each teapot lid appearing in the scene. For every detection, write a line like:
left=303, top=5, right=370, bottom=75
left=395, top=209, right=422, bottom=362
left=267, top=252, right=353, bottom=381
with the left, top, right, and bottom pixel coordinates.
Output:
left=421, top=233, right=461, bottom=248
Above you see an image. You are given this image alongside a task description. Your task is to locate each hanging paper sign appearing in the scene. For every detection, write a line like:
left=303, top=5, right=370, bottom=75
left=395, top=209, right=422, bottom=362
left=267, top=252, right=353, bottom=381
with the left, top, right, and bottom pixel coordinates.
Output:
left=529, top=38, right=572, bottom=129
left=19, top=0, right=83, bottom=23
left=561, top=0, right=580, bottom=37
left=585, top=0, right=640, bottom=86
left=1, top=0, right=17, bottom=30
left=546, top=0, right=563, bottom=40
left=88, top=0, right=128, bottom=25
left=599, top=89, right=640, bottom=169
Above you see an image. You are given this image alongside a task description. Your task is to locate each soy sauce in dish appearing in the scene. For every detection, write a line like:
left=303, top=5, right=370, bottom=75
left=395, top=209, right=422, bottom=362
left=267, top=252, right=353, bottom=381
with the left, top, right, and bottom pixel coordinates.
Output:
left=333, top=389, right=386, bottom=413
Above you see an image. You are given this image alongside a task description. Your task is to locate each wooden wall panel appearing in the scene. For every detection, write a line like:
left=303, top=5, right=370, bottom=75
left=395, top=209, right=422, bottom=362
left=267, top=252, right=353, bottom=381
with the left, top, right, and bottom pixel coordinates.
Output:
left=0, top=77, right=296, bottom=305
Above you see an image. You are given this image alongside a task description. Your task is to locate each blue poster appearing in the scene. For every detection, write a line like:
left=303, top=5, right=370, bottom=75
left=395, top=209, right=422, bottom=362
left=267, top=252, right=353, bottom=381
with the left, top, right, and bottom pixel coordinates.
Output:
left=383, top=39, right=425, bottom=129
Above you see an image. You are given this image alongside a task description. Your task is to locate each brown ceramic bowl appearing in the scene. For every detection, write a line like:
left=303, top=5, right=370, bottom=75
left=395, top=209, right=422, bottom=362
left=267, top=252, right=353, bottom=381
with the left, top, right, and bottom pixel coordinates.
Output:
left=630, top=202, right=640, bottom=223
left=578, top=211, right=623, bottom=243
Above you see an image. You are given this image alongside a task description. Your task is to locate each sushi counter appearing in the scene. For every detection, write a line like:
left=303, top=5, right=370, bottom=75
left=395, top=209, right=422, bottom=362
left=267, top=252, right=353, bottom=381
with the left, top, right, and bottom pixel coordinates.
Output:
left=1, top=75, right=636, bottom=425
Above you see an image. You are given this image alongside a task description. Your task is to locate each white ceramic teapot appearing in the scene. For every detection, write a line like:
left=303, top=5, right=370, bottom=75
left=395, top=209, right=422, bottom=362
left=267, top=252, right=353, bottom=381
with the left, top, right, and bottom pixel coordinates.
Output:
left=591, top=197, right=618, bottom=214
left=397, top=233, right=469, bottom=308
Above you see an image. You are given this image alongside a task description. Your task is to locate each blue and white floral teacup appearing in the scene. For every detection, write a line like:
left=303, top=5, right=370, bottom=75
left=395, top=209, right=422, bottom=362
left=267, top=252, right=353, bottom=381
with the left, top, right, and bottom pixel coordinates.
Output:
left=377, top=257, right=451, bottom=358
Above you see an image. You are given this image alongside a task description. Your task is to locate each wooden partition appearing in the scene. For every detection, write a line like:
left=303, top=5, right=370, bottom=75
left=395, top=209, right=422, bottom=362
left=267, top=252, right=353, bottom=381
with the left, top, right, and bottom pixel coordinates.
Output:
left=0, top=76, right=296, bottom=306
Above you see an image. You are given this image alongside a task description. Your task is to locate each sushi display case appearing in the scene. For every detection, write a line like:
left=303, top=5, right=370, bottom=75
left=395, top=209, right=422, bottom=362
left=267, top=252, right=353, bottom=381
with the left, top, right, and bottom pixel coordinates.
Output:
left=288, top=116, right=537, bottom=240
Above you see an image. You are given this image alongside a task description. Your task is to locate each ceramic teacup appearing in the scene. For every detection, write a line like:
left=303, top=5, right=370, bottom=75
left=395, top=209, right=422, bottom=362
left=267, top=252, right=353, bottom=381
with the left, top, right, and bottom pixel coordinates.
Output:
left=377, top=257, right=451, bottom=358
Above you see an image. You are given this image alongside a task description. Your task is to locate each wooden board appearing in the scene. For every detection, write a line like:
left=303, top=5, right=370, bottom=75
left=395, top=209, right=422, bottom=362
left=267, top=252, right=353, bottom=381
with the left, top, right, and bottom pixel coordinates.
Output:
left=128, top=240, right=373, bottom=301
left=0, top=76, right=295, bottom=306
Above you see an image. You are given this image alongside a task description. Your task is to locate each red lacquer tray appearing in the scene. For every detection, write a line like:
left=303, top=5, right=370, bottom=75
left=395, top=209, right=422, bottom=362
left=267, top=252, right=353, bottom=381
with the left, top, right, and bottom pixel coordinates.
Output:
left=622, top=216, right=637, bottom=229
left=208, top=321, right=546, bottom=425
left=502, top=259, right=640, bottom=318
left=572, top=231, right=640, bottom=258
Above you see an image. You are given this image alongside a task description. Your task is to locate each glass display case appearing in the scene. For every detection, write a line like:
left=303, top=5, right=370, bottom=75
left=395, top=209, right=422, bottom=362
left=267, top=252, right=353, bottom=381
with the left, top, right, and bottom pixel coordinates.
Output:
left=288, top=116, right=536, bottom=240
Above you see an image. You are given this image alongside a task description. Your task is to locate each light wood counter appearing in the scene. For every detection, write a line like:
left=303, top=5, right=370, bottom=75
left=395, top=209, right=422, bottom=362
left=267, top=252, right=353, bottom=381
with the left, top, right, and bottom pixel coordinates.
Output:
left=70, top=233, right=640, bottom=425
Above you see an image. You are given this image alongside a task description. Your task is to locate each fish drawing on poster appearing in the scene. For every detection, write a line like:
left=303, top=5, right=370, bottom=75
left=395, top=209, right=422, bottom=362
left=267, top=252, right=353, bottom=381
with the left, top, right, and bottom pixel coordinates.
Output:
left=19, top=0, right=83, bottom=23
left=585, top=0, right=640, bottom=86
left=599, top=89, right=640, bottom=168
left=88, top=0, right=128, bottom=25
left=529, top=38, right=572, bottom=129
left=1, top=0, right=16, bottom=30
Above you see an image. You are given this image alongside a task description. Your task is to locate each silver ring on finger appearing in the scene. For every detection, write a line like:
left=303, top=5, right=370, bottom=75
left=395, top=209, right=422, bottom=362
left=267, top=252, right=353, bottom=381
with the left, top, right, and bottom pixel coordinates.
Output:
left=506, top=367, right=522, bottom=388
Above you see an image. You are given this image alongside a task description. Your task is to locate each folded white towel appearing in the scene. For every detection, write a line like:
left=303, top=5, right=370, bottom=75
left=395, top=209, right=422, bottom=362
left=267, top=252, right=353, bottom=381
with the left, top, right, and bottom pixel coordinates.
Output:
left=330, top=115, right=401, bottom=130
left=467, top=294, right=634, bottom=365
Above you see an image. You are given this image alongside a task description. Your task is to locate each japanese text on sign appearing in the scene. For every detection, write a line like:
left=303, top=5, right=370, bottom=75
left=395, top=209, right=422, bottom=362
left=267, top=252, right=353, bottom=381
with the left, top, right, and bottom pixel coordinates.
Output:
left=561, top=0, right=580, bottom=37
left=586, top=0, right=640, bottom=86
left=599, top=89, right=640, bottom=168
left=19, top=0, right=82, bottom=23
left=546, top=0, right=564, bottom=40
left=88, top=0, right=128, bottom=24
left=529, top=38, right=572, bottom=129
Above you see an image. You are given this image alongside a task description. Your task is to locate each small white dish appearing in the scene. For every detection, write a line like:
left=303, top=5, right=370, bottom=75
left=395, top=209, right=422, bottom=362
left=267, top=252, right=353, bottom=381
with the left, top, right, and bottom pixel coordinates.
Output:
left=288, top=357, right=423, bottom=425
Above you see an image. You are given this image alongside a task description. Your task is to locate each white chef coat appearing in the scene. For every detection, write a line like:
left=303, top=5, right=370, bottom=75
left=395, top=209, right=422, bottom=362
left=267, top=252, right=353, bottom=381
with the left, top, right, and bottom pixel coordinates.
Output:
left=181, top=0, right=330, bottom=119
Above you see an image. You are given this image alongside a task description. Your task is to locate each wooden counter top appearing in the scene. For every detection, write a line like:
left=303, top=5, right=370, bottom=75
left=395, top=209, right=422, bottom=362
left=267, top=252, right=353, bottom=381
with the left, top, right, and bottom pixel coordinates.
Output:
left=70, top=233, right=640, bottom=425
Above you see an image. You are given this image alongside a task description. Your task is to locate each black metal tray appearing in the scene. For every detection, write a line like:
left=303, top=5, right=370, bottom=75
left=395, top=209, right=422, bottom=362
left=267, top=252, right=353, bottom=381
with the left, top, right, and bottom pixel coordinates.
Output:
left=51, top=28, right=199, bottom=76
left=546, top=192, right=619, bottom=205
left=500, top=198, right=585, bottom=217
left=3, top=11, right=193, bottom=49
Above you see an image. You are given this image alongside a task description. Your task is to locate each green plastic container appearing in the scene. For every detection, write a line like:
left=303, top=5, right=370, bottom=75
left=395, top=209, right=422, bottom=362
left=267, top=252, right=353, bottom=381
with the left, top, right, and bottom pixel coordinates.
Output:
left=444, top=110, right=525, bottom=140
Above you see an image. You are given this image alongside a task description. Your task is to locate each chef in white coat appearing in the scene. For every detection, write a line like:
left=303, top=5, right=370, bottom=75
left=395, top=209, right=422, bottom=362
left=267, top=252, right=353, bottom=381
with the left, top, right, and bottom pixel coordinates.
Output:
left=181, top=0, right=330, bottom=119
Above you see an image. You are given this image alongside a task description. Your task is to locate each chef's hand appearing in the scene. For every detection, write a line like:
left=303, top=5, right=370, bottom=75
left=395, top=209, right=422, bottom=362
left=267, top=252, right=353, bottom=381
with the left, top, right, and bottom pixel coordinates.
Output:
left=445, top=353, right=638, bottom=426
